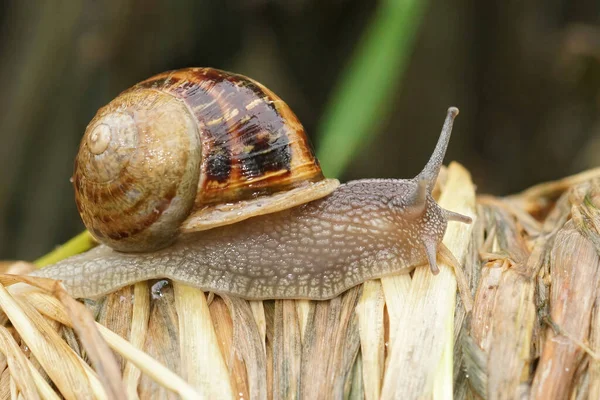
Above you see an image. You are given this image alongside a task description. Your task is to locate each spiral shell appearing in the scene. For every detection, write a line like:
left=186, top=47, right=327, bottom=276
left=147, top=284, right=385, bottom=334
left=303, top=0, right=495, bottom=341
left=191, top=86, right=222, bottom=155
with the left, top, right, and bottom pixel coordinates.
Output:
left=74, top=68, right=339, bottom=252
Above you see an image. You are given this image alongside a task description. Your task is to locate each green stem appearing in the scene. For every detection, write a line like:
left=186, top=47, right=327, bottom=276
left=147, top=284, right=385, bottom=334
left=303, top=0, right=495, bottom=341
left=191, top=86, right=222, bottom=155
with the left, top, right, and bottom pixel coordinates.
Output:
left=316, top=0, right=428, bottom=178
left=34, top=230, right=96, bottom=268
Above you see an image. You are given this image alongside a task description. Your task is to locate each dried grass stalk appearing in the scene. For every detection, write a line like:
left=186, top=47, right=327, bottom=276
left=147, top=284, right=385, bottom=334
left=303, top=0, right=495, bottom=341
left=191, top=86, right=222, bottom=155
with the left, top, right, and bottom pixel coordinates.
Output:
left=470, top=208, right=538, bottom=398
left=208, top=296, right=250, bottom=398
left=486, top=265, right=535, bottom=398
left=55, top=285, right=125, bottom=399
left=0, top=283, right=101, bottom=399
left=249, top=300, right=267, bottom=352
left=300, top=287, right=361, bottom=399
left=0, top=367, right=9, bottom=400
left=508, top=167, right=600, bottom=216
left=272, top=300, right=301, bottom=399
left=380, top=274, right=411, bottom=351
left=220, top=295, right=268, bottom=399
left=349, top=353, right=364, bottom=399
left=590, top=291, right=600, bottom=399
left=173, top=283, right=233, bottom=398
left=10, top=281, right=199, bottom=399
left=137, top=283, right=182, bottom=399
left=96, top=286, right=134, bottom=370
left=356, top=280, right=385, bottom=400
left=122, top=281, right=150, bottom=399
left=0, top=326, right=41, bottom=400
left=531, top=183, right=600, bottom=398
left=295, top=300, right=311, bottom=341
left=382, top=162, right=476, bottom=399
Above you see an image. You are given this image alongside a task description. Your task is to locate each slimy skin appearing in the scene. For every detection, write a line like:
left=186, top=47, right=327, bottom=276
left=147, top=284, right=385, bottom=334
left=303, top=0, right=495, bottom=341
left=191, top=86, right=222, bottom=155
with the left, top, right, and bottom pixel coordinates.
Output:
left=33, top=108, right=471, bottom=300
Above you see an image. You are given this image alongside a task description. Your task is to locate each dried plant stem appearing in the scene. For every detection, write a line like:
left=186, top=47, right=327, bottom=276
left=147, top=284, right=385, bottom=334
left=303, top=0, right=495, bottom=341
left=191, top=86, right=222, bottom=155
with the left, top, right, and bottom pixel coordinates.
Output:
left=295, top=299, right=311, bottom=341
left=221, top=295, right=268, bottom=399
left=432, top=313, right=454, bottom=399
left=96, top=311, right=199, bottom=399
left=0, top=326, right=41, bottom=400
left=249, top=300, right=267, bottom=353
left=299, top=288, right=361, bottom=399
left=273, top=300, right=301, bottom=399
left=55, top=285, right=125, bottom=400
left=590, top=292, right=600, bottom=398
left=381, top=162, right=476, bottom=399
left=22, top=290, right=199, bottom=400
left=486, top=269, right=535, bottom=398
left=381, top=274, right=411, bottom=350
left=173, top=283, right=234, bottom=398
left=356, top=280, right=385, bottom=400
left=532, top=216, right=600, bottom=398
left=122, top=282, right=150, bottom=399
left=0, top=284, right=102, bottom=399
left=507, top=167, right=600, bottom=214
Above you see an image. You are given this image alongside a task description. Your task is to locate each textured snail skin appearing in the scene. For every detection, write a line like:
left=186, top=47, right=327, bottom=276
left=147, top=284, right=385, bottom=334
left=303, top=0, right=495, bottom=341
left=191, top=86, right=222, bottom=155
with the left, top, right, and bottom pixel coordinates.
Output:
left=33, top=108, right=472, bottom=300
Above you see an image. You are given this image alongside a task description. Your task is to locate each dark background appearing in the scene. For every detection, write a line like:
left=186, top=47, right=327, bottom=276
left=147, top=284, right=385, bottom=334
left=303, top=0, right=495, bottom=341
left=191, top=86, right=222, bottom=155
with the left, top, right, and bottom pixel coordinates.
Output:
left=1, top=0, right=599, bottom=260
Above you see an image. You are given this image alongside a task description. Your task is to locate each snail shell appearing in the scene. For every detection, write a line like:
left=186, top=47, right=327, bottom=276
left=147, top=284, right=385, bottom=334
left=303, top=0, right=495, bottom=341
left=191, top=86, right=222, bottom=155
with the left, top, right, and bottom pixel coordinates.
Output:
left=75, top=68, right=339, bottom=252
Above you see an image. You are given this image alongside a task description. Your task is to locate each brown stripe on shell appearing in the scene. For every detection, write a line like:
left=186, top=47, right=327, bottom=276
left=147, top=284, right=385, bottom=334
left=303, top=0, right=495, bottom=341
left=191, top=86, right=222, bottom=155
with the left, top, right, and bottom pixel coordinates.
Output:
left=74, top=166, right=179, bottom=241
left=134, top=68, right=323, bottom=207
left=217, top=72, right=292, bottom=180
left=102, top=187, right=177, bottom=241
left=136, top=69, right=234, bottom=187
left=201, top=68, right=292, bottom=181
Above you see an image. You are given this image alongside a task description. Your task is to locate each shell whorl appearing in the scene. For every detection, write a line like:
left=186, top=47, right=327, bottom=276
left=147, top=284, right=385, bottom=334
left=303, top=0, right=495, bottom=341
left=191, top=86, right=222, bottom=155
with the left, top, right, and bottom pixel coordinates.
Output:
left=74, top=90, right=201, bottom=252
left=74, top=68, right=337, bottom=251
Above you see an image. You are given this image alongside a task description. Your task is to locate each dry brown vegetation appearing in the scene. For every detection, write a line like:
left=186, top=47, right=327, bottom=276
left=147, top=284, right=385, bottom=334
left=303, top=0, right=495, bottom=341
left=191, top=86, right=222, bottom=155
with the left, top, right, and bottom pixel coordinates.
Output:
left=0, top=163, right=600, bottom=399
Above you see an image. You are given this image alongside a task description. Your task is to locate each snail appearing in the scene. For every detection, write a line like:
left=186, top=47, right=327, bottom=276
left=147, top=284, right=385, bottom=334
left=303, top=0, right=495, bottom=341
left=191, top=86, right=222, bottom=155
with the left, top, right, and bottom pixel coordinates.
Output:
left=32, top=67, right=472, bottom=300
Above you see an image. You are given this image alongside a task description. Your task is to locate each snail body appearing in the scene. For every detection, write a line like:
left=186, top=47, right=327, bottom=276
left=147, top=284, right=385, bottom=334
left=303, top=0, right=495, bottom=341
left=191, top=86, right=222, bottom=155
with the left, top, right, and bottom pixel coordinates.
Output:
left=34, top=68, right=471, bottom=300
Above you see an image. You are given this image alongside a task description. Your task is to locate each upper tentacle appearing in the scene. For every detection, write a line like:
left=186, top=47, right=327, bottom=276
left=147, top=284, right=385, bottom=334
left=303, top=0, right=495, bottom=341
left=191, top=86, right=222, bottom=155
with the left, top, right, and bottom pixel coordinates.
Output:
left=415, top=107, right=459, bottom=194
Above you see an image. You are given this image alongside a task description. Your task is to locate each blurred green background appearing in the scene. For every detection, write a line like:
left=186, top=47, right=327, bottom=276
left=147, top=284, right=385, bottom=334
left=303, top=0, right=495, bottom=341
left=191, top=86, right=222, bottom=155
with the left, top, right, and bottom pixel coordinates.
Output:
left=0, top=0, right=599, bottom=261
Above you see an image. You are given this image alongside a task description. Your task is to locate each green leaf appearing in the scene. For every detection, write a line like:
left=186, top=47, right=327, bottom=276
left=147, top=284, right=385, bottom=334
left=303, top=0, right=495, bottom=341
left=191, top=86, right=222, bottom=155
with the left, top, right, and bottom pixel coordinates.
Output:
left=316, top=0, right=428, bottom=178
